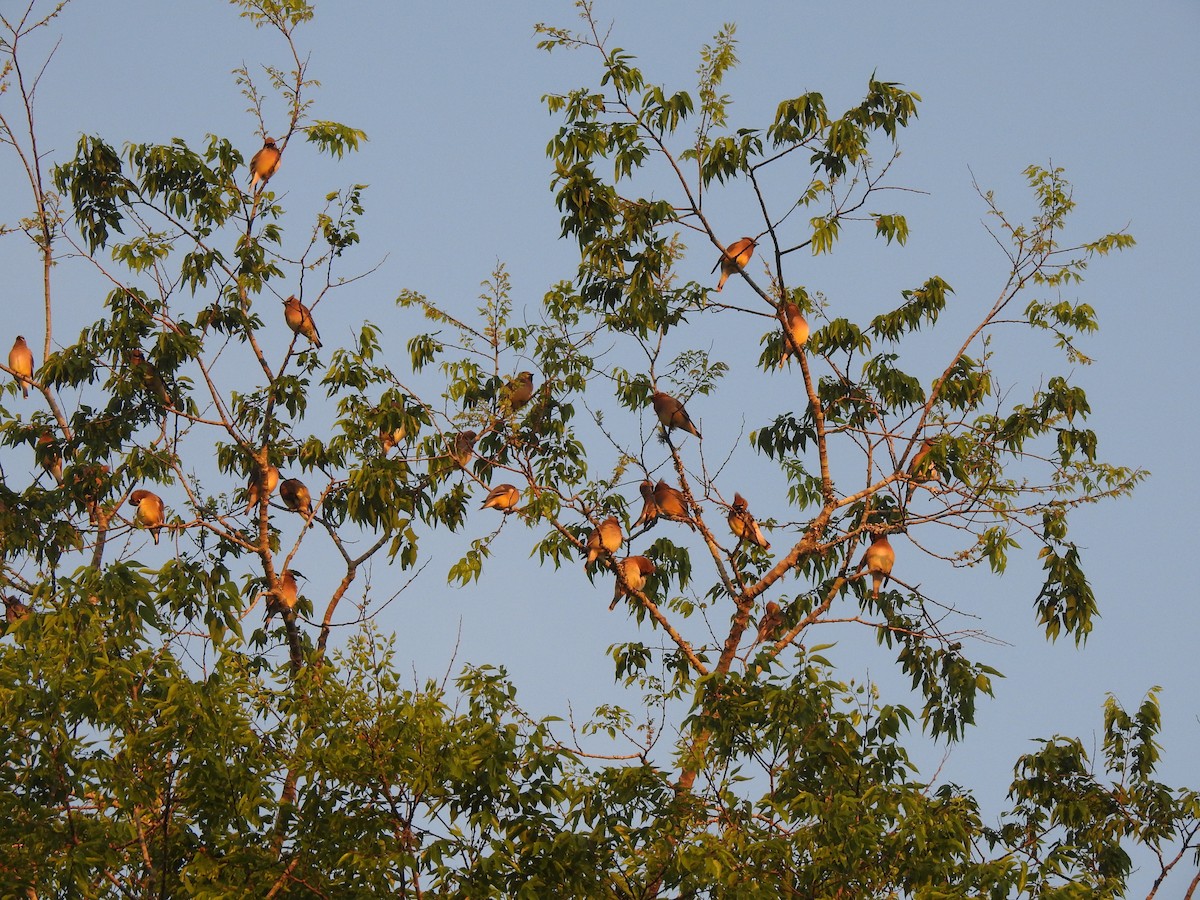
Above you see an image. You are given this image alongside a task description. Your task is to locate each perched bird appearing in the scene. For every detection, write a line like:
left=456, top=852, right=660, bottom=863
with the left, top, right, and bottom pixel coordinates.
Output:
left=632, top=479, right=659, bottom=530
left=129, top=349, right=171, bottom=406
left=67, top=463, right=109, bottom=525
left=246, top=464, right=280, bottom=516
left=584, top=516, right=623, bottom=569
left=265, top=570, right=298, bottom=626
left=863, top=532, right=895, bottom=600
left=448, top=430, right=478, bottom=469
left=779, top=302, right=810, bottom=365
left=480, top=483, right=520, bottom=513
left=905, top=439, right=944, bottom=502
left=712, top=236, right=756, bottom=291
left=129, top=489, right=165, bottom=545
left=380, top=422, right=407, bottom=454
left=754, top=600, right=784, bottom=645
left=283, top=296, right=322, bottom=349
left=609, top=555, right=656, bottom=610
left=248, top=137, right=281, bottom=190
left=279, top=478, right=313, bottom=521
left=35, top=432, right=63, bottom=485
left=727, top=492, right=770, bottom=550
left=650, top=390, right=702, bottom=440
left=3, top=595, right=29, bottom=626
left=8, top=336, right=33, bottom=399
left=653, top=480, right=694, bottom=530
left=501, top=371, right=535, bottom=415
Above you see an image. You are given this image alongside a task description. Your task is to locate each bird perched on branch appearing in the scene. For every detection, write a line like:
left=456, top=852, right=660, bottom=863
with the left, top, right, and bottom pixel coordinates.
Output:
left=779, top=302, right=810, bottom=365
left=67, top=463, right=109, bottom=525
left=632, top=479, right=659, bottom=530
left=129, top=489, right=165, bottom=545
left=246, top=464, right=280, bottom=516
left=481, top=483, right=520, bottom=513
left=36, top=432, right=63, bottom=485
left=128, top=349, right=171, bottom=406
left=713, top=236, right=756, bottom=291
left=755, top=600, right=784, bottom=645
left=501, top=371, right=535, bottom=415
left=651, top=390, right=701, bottom=440
left=653, top=480, right=694, bottom=530
left=448, top=430, right=478, bottom=470
left=728, top=492, right=770, bottom=550
left=610, top=555, right=656, bottom=610
left=863, top=532, right=895, bottom=600
left=585, top=516, right=623, bottom=569
left=283, top=296, right=322, bottom=349
left=265, top=570, right=298, bottom=626
left=905, top=438, right=944, bottom=503
left=279, top=477, right=313, bottom=522
left=248, top=137, right=281, bottom=190
left=4, top=595, right=29, bottom=626
left=8, top=336, right=33, bottom=399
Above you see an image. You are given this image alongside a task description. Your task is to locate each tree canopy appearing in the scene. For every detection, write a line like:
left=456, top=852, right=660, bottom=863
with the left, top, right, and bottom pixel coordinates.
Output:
left=0, top=1, right=1195, bottom=896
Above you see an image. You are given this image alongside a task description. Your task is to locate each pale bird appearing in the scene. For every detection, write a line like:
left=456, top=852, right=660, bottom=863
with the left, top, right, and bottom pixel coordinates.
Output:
left=609, top=555, right=656, bottom=610
left=248, top=137, right=281, bottom=190
left=713, top=236, right=756, bottom=291
left=864, top=532, right=895, bottom=600
left=129, top=489, right=165, bottom=545
left=650, top=390, right=701, bottom=440
left=8, top=336, right=33, bottom=399
left=283, top=296, right=322, bottom=349
left=728, top=492, right=770, bottom=550
left=246, top=464, right=280, bottom=516
left=279, top=477, right=313, bottom=521
left=584, top=516, right=623, bottom=569
left=481, top=483, right=521, bottom=513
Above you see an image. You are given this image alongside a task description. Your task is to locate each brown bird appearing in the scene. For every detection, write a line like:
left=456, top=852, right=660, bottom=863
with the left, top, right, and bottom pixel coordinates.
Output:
left=279, top=477, right=313, bottom=521
left=754, top=600, right=784, bottom=645
left=35, top=432, right=63, bottom=485
left=4, top=595, right=29, bottom=626
left=265, top=570, right=298, bottom=626
left=653, top=480, right=694, bottom=529
left=67, top=463, right=109, bottom=525
left=712, top=236, right=757, bottom=291
left=129, top=489, right=165, bottom=545
left=632, top=479, right=659, bottom=529
left=501, top=371, right=535, bottom=415
left=728, top=492, right=770, bottom=550
left=283, top=296, right=322, bottom=349
left=246, top=464, right=280, bottom=516
left=584, top=515, right=623, bottom=569
left=448, top=430, right=478, bottom=469
left=129, top=349, right=171, bottom=405
left=905, top=439, right=944, bottom=502
left=609, top=555, right=656, bottom=610
left=863, top=532, right=895, bottom=600
left=380, top=423, right=407, bottom=454
left=480, top=483, right=520, bottom=513
left=248, top=137, right=281, bottom=190
left=650, top=390, right=702, bottom=440
left=8, top=336, right=33, bottom=399
left=779, top=302, right=810, bottom=365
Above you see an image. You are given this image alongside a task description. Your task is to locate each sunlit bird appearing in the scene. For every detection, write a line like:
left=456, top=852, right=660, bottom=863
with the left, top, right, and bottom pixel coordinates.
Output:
left=651, top=390, right=701, bottom=440
left=863, top=532, right=895, bottom=600
left=8, top=336, right=33, bottom=399
left=481, top=483, right=521, bottom=513
left=501, top=371, right=535, bottom=414
left=905, top=438, right=944, bottom=503
left=585, top=515, right=623, bottom=569
left=246, top=464, right=280, bottom=516
left=129, top=489, right=166, bottom=545
left=449, top=430, right=478, bottom=469
left=265, top=570, right=298, bottom=626
left=283, top=296, right=322, bottom=349
left=653, top=480, right=694, bottom=529
left=728, top=492, right=770, bottom=550
left=632, top=479, right=659, bottom=530
left=713, top=236, right=756, bottom=292
left=279, top=477, right=313, bottom=521
left=779, top=302, right=810, bottom=365
left=248, top=137, right=281, bottom=190
left=609, top=555, right=656, bottom=610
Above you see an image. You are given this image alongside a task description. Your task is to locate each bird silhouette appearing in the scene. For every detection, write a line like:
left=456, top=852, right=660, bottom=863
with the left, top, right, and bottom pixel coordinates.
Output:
left=265, top=570, right=298, bottom=626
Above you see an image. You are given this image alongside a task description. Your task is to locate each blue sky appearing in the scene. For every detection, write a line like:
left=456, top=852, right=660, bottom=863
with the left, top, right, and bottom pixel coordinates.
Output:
left=3, top=0, right=1198, bottom=884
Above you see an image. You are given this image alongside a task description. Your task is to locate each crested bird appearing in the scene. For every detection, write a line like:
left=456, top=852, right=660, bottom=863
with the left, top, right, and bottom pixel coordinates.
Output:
left=481, top=483, right=521, bottom=513
left=265, top=570, right=298, bottom=626
left=609, top=555, right=656, bottom=610
left=501, top=371, right=535, bottom=415
left=8, top=336, right=33, bottom=399
left=779, top=302, right=810, bottom=365
left=584, top=516, right=623, bottom=569
left=246, top=464, right=280, bottom=516
left=283, top=296, right=322, bottom=349
left=728, top=492, right=770, bottom=550
left=129, top=489, right=165, bottom=545
left=650, top=390, right=701, bottom=440
left=712, top=236, right=756, bottom=291
left=632, top=479, right=659, bottom=530
left=248, top=137, right=281, bottom=190
left=279, top=477, right=313, bottom=521
left=36, top=432, right=63, bottom=485
left=129, top=349, right=171, bottom=405
left=755, top=600, right=784, bottom=645
left=653, top=480, right=694, bottom=530
left=905, top=438, right=944, bottom=503
left=448, top=430, right=478, bottom=469
left=863, top=532, right=895, bottom=600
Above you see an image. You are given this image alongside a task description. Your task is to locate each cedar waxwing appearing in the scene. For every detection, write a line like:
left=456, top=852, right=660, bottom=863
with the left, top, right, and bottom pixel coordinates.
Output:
left=712, top=236, right=756, bottom=291
left=248, top=137, right=281, bottom=190
left=4, top=595, right=29, bottom=626
left=283, top=296, right=322, bottom=349
left=755, top=600, right=784, bottom=645
left=35, top=432, right=63, bottom=485
left=129, top=349, right=171, bottom=405
left=728, top=492, right=770, bottom=550
left=8, top=336, right=33, bottom=399
left=449, top=430, right=478, bottom=469
left=650, top=390, right=702, bottom=440
left=501, top=371, right=535, bottom=414
left=779, top=302, right=810, bottom=365
left=279, top=478, right=313, bottom=521
left=69, top=463, right=109, bottom=525
left=481, top=483, right=520, bottom=513
left=632, top=479, right=659, bottom=529
left=129, top=489, right=165, bottom=545
left=905, top=439, right=944, bottom=503
left=653, top=480, right=694, bottom=529
left=380, top=422, right=407, bottom=454
left=584, top=515, right=623, bottom=569
left=609, top=555, right=656, bottom=610
left=265, top=570, right=298, bottom=626
left=863, top=532, right=895, bottom=600
left=246, top=464, right=280, bottom=516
